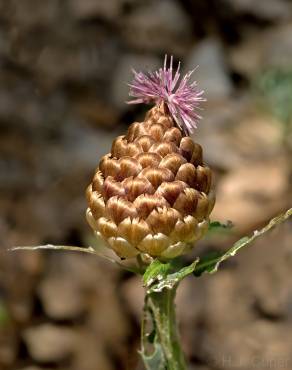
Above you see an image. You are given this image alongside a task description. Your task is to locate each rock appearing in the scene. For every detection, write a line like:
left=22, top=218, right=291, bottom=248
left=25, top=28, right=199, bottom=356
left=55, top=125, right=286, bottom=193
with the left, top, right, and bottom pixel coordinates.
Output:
left=75, top=99, right=119, bottom=128
left=201, top=322, right=292, bottom=370
left=121, top=0, right=192, bottom=54
left=224, top=0, right=292, bottom=21
left=204, top=271, right=252, bottom=327
left=229, top=38, right=263, bottom=78
left=263, top=24, right=292, bottom=70
left=0, top=27, right=9, bottom=57
left=23, top=324, right=76, bottom=363
left=69, top=0, right=120, bottom=20
left=111, top=53, right=160, bottom=109
left=0, top=77, right=45, bottom=129
left=16, top=368, right=53, bottom=370
left=87, top=280, right=130, bottom=347
left=0, top=337, right=16, bottom=367
left=121, top=275, right=144, bottom=322
left=252, top=265, right=292, bottom=319
left=5, top=0, right=59, bottom=29
left=176, top=277, right=207, bottom=357
left=190, top=226, right=292, bottom=368
left=2, top=250, right=43, bottom=326
left=195, top=98, right=246, bottom=170
left=36, top=45, right=99, bottom=88
left=229, top=24, right=292, bottom=77
left=229, top=114, right=282, bottom=160
left=45, top=120, right=119, bottom=175
left=38, top=277, right=86, bottom=320
left=185, top=39, right=233, bottom=100
left=43, top=253, right=129, bottom=356
left=212, top=160, right=289, bottom=232
left=198, top=131, right=243, bottom=170
left=201, top=109, right=282, bottom=170
left=74, top=330, right=114, bottom=370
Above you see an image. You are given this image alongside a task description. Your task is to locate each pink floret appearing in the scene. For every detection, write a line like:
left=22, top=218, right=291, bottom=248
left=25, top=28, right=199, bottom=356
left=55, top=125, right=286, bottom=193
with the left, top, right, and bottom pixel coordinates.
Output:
left=128, top=55, right=205, bottom=135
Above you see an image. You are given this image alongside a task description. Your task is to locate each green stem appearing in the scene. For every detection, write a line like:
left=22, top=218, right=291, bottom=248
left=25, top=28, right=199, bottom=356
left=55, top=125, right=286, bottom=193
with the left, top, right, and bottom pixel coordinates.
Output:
left=143, top=286, right=187, bottom=370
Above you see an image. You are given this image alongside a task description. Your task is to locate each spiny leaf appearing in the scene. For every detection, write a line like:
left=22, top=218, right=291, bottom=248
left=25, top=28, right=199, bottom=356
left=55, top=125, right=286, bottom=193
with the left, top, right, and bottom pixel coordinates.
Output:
left=194, top=208, right=292, bottom=276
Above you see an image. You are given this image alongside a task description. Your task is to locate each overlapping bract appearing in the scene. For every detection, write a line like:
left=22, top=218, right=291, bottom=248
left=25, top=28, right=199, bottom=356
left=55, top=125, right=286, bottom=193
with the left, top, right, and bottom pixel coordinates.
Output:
left=86, top=105, right=215, bottom=259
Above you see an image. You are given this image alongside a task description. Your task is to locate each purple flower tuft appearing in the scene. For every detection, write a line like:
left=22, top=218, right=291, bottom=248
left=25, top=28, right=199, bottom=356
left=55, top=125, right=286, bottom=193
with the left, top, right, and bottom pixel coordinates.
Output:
left=128, top=55, right=205, bottom=135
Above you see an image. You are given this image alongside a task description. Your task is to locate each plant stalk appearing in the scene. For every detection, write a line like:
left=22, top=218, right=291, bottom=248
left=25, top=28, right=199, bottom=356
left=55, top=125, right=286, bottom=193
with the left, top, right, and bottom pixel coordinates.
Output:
left=142, top=285, right=187, bottom=370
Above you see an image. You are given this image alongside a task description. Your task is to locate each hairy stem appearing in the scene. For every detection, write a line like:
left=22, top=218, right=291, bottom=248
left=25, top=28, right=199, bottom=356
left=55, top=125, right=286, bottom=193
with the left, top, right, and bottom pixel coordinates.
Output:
left=142, top=286, right=187, bottom=370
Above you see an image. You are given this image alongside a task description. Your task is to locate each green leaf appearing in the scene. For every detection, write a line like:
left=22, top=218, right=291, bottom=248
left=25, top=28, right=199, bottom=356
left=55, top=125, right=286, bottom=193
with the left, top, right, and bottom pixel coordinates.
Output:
left=143, top=258, right=199, bottom=293
left=10, top=244, right=142, bottom=274
left=140, top=342, right=165, bottom=370
left=193, top=251, right=225, bottom=277
left=143, top=260, right=172, bottom=287
left=148, top=259, right=199, bottom=293
left=194, top=208, right=292, bottom=276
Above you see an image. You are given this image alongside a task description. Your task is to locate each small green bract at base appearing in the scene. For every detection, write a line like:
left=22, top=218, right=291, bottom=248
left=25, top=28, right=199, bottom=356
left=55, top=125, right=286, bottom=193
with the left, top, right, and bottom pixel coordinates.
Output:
left=143, top=259, right=199, bottom=293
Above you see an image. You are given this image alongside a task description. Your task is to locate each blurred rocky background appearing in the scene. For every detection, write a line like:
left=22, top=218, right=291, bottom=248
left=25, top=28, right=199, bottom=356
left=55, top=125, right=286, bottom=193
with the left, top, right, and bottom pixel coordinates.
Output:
left=0, top=0, right=292, bottom=369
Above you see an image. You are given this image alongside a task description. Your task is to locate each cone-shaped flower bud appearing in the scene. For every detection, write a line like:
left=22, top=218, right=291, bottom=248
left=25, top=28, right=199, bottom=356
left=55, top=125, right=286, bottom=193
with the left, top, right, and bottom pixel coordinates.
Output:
left=86, top=56, right=215, bottom=259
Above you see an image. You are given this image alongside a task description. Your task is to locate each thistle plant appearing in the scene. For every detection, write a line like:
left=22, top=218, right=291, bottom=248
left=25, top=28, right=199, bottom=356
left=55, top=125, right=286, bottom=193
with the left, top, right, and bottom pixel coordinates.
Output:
left=86, top=56, right=214, bottom=261
left=12, top=57, right=292, bottom=370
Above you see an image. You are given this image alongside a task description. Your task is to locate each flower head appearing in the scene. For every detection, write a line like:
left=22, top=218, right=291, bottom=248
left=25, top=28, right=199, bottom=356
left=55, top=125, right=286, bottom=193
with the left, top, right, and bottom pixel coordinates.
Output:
left=128, top=55, right=205, bottom=135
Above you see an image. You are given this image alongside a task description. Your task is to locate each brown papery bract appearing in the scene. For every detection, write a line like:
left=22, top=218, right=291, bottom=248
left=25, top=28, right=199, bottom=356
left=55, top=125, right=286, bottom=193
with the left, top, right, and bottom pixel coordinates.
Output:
left=122, top=177, right=155, bottom=202
left=106, top=196, right=138, bottom=224
left=99, top=156, right=120, bottom=178
left=146, top=207, right=181, bottom=235
left=86, top=104, right=215, bottom=259
left=159, top=153, right=187, bottom=175
left=155, top=181, right=188, bottom=206
left=102, top=177, right=125, bottom=200
left=133, top=194, right=169, bottom=220
left=117, top=217, right=151, bottom=246
left=138, top=167, right=175, bottom=189
left=176, top=163, right=197, bottom=188
left=135, top=152, right=162, bottom=168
